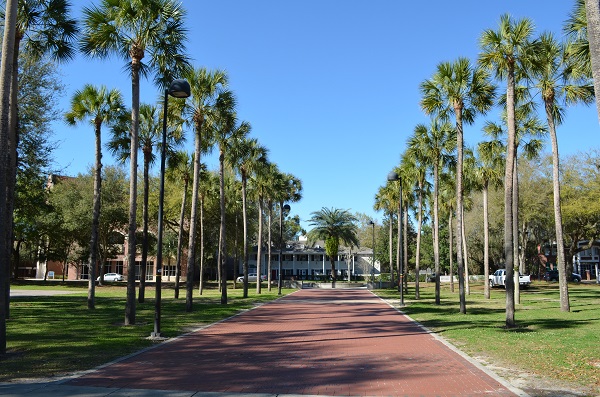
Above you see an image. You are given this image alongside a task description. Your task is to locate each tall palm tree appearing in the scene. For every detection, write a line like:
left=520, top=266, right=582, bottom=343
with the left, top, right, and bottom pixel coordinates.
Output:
left=228, top=136, right=268, bottom=298
left=65, top=84, right=125, bottom=309
left=479, top=14, right=537, bottom=326
left=408, top=119, right=455, bottom=305
left=401, top=150, right=429, bottom=300
left=475, top=139, right=505, bottom=299
left=2, top=0, right=77, bottom=327
left=274, top=172, right=302, bottom=292
left=209, top=91, right=244, bottom=305
left=108, top=103, right=184, bottom=303
left=438, top=171, right=456, bottom=292
left=165, top=150, right=193, bottom=299
left=420, top=57, right=496, bottom=314
left=307, top=208, right=359, bottom=286
left=180, top=67, right=227, bottom=311
left=0, top=0, right=18, bottom=352
left=9, top=0, right=77, bottom=249
left=374, top=183, right=396, bottom=283
left=534, top=32, right=594, bottom=311
left=260, top=162, right=281, bottom=292
left=81, top=0, right=190, bottom=325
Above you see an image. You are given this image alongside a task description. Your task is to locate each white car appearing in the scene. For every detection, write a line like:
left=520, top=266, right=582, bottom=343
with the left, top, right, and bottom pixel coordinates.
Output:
left=236, top=273, right=267, bottom=283
left=97, top=273, right=123, bottom=282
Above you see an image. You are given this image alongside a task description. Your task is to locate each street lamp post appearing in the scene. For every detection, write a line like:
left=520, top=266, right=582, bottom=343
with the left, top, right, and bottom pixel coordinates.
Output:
left=368, top=220, right=375, bottom=287
left=387, top=171, right=404, bottom=306
left=278, top=203, right=291, bottom=295
left=152, top=79, right=191, bottom=338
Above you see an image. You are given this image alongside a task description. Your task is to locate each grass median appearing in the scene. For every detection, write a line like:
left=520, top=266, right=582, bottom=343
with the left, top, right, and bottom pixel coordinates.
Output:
left=3, top=281, right=292, bottom=382
left=376, top=281, right=600, bottom=394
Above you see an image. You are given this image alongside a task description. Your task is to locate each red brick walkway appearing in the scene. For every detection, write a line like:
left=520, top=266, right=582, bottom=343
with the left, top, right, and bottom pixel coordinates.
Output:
left=68, top=289, right=520, bottom=396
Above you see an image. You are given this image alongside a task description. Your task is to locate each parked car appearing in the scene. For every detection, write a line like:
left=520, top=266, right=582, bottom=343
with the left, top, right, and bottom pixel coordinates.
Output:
left=543, top=270, right=581, bottom=282
left=97, top=273, right=123, bottom=282
left=236, top=273, right=267, bottom=283
left=489, top=269, right=531, bottom=288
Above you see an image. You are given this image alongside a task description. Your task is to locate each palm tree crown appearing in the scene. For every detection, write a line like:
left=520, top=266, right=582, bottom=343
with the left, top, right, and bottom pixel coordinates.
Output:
left=307, top=207, right=359, bottom=282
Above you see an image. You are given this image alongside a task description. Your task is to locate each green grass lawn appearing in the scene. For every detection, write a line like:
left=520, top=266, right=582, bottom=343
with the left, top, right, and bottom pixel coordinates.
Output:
left=3, top=282, right=291, bottom=382
left=376, top=281, right=600, bottom=394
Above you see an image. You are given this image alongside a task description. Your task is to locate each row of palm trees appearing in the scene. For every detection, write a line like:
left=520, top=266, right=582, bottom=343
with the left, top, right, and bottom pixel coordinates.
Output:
left=0, top=0, right=305, bottom=352
left=377, top=5, right=595, bottom=327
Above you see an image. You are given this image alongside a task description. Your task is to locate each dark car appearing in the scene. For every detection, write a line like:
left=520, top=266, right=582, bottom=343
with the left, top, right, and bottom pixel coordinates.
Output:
left=543, top=270, right=581, bottom=282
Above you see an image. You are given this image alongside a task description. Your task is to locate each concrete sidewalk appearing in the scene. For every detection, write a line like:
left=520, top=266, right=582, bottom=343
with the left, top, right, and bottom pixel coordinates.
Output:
left=1, top=289, right=527, bottom=396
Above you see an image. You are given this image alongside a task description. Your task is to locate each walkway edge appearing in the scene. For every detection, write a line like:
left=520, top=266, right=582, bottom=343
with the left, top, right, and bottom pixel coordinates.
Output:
left=376, top=293, right=530, bottom=397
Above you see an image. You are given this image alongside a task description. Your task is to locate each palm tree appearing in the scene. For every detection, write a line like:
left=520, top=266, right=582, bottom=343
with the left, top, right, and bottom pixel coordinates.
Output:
left=584, top=0, right=600, bottom=121
left=438, top=171, right=456, bottom=292
left=0, top=0, right=18, bottom=352
left=81, top=0, right=190, bottom=325
left=165, top=151, right=192, bottom=299
left=180, top=67, right=227, bottom=311
left=210, top=91, right=244, bottom=305
left=408, top=119, right=455, bottom=305
left=307, top=208, right=359, bottom=286
left=401, top=150, right=429, bottom=300
left=108, top=103, right=184, bottom=303
left=228, top=136, right=268, bottom=298
left=420, top=57, right=496, bottom=314
left=479, top=14, right=538, bottom=326
left=8, top=0, right=78, bottom=246
left=534, top=32, right=594, bottom=311
left=374, top=183, right=396, bottom=284
left=474, top=140, right=504, bottom=299
left=1, top=0, right=77, bottom=329
left=565, top=0, right=591, bottom=80
left=274, top=172, right=302, bottom=293
left=65, top=84, right=125, bottom=309
left=260, top=162, right=281, bottom=292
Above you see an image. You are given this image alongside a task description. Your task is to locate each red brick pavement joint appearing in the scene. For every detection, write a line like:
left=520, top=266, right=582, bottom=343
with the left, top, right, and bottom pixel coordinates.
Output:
left=67, top=289, right=523, bottom=397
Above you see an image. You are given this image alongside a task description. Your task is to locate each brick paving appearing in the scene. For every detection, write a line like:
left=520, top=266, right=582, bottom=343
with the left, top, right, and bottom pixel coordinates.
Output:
left=67, top=288, right=521, bottom=396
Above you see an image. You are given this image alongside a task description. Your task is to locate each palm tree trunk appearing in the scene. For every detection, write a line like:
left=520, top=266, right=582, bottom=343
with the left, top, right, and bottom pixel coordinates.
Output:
left=449, top=211, right=454, bottom=293
left=242, top=174, right=249, bottom=298
left=125, top=60, right=141, bottom=326
left=504, top=67, right=517, bottom=327
left=455, top=105, right=466, bottom=314
left=267, top=202, right=273, bottom=292
left=186, top=126, right=202, bottom=311
left=219, top=151, right=227, bottom=305
left=546, top=100, right=570, bottom=311
left=174, top=176, right=188, bottom=300
left=403, top=205, right=409, bottom=294
left=396, top=200, right=401, bottom=294
left=483, top=181, right=490, bottom=299
left=4, top=35, right=19, bottom=320
left=433, top=163, right=440, bottom=305
left=0, top=0, right=17, bottom=351
left=388, top=210, right=393, bottom=285
left=88, top=125, right=102, bottom=309
left=256, top=200, right=263, bottom=294
left=139, top=155, right=150, bottom=303
left=462, top=209, right=469, bottom=290
left=199, top=195, right=205, bottom=295
left=512, top=156, right=520, bottom=305
left=415, top=186, right=423, bottom=300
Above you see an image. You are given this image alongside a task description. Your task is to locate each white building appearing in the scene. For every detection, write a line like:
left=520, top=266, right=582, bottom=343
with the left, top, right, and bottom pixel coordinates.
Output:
left=243, top=236, right=379, bottom=281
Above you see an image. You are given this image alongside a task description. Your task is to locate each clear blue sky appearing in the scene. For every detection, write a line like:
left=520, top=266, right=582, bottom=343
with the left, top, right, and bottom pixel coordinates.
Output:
left=52, top=0, right=599, bottom=231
